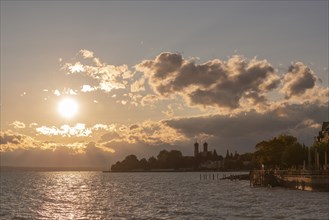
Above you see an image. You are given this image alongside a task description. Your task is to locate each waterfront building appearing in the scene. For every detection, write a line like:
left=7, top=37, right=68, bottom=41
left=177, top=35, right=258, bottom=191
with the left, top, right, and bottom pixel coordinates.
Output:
left=194, top=141, right=223, bottom=170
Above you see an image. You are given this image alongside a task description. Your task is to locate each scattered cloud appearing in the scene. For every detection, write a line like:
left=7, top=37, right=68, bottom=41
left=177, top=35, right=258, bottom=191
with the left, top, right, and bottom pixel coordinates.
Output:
left=136, top=53, right=281, bottom=111
left=81, top=84, right=96, bottom=92
left=61, top=50, right=133, bottom=93
left=35, top=123, right=118, bottom=138
left=130, top=77, right=145, bottom=93
left=0, top=131, right=115, bottom=167
left=36, top=123, right=92, bottom=137
left=0, top=131, right=39, bottom=151
left=79, top=49, right=94, bottom=59
left=101, top=120, right=187, bottom=146
left=52, top=88, right=78, bottom=96
left=68, top=62, right=85, bottom=73
left=54, top=89, right=61, bottom=96
left=10, top=120, right=26, bottom=129
left=162, top=104, right=174, bottom=117
left=92, top=124, right=116, bottom=131
left=29, top=123, right=38, bottom=128
left=99, top=131, right=121, bottom=142
left=281, top=62, right=317, bottom=98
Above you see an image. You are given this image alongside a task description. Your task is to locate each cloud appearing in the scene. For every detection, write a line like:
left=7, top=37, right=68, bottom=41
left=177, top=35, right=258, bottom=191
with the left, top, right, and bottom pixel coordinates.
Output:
left=281, top=62, right=317, bottom=98
left=36, top=123, right=92, bottom=137
left=136, top=53, right=280, bottom=110
left=99, top=132, right=121, bottom=142
left=79, top=49, right=94, bottom=59
left=68, top=62, right=85, bottom=73
left=53, top=88, right=78, bottom=96
left=10, top=121, right=26, bottom=129
left=162, top=104, right=174, bottom=117
left=85, top=141, right=115, bottom=153
left=0, top=131, right=39, bottom=151
left=54, top=89, right=61, bottom=96
left=130, top=77, right=145, bottom=93
left=35, top=123, right=118, bottom=138
left=141, top=94, right=164, bottom=106
left=61, top=50, right=133, bottom=93
left=29, top=123, right=38, bottom=128
left=163, top=101, right=328, bottom=152
left=58, top=50, right=326, bottom=113
left=1, top=134, right=115, bottom=167
left=92, top=124, right=116, bottom=131
left=99, top=120, right=187, bottom=147
left=81, top=84, right=96, bottom=92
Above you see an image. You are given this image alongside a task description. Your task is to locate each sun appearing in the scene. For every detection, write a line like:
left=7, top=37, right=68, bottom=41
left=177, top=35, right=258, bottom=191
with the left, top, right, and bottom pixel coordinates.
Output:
left=58, top=98, right=79, bottom=118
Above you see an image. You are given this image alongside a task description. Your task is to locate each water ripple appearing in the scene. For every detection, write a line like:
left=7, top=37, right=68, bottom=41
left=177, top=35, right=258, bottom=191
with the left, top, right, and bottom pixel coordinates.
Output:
left=1, top=172, right=328, bottom=219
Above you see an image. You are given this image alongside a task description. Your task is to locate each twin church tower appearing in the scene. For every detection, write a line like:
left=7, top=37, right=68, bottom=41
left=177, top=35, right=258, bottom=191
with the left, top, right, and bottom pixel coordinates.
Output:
left=194, top=141, right=208, bottom=157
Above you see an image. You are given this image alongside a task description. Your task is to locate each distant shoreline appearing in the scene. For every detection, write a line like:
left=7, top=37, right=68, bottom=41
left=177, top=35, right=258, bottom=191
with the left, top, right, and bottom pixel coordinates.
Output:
left=0, top=166, right=249, bottom=173
left=0, top=166, right=105, bottom=172
left=104, top=169, right=250, bottom=173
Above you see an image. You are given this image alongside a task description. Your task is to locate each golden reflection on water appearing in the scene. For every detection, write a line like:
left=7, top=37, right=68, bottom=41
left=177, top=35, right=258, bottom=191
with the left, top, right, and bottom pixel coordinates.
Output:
left=37, top=172, right=97, bottom=219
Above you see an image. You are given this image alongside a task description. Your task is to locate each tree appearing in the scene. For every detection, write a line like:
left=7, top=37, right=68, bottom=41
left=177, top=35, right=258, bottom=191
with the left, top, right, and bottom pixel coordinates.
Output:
left=139, top=158, right=150, bottom=171
left=312, top=141, right=329, bottom=165
left=212, top=149, right=218, bottom=160
left=157, top=150, right=169, bottom=168
left=281, top=142, right=304, bottom=168
left=148, top=156, right=158, bottom=169
left=119, top=154, right=140, bottom=171
left=226, top=150, right=230, bottom=159
left=168, top=150, right=183, bottom=169
left=253, top=135, right=305, bottom=169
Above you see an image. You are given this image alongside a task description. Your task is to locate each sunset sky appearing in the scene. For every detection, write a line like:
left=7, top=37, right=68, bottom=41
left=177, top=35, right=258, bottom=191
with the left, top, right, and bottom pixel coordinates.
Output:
left=1, top=1, right=328, bottom=168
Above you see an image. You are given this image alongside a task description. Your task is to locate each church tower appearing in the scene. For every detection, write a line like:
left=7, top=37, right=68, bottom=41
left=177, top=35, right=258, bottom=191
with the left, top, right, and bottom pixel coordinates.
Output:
left=194, top=142, right=199, bottom=157
left=203, top=142, right=208, bottom=153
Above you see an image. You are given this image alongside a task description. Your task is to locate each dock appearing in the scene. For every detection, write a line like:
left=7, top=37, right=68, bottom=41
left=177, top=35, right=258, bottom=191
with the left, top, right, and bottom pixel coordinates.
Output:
left=250, top=170, right=329, bottom=191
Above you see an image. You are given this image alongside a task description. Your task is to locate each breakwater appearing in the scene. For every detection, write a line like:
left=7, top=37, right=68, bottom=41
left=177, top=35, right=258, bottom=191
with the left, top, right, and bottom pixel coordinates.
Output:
left=250, top=170, right=329, bottom=192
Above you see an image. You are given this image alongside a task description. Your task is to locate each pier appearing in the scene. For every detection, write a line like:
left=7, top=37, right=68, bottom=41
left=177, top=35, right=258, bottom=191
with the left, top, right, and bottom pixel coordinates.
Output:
left=250, top=170, right=329, bottom=191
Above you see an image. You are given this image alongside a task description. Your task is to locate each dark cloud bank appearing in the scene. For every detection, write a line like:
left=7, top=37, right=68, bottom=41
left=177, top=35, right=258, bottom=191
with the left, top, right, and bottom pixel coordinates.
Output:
left=164, top=102, right=328, bottom=150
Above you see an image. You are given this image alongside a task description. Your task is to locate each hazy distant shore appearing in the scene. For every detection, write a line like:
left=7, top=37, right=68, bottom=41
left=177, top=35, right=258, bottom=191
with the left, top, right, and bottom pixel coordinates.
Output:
left=0, top=166, right=250, bottom=172
left=0, top=166, right=105, bottom=172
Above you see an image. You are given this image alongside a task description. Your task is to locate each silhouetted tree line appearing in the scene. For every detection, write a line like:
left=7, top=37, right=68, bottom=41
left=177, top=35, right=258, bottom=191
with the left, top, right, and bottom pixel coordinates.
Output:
left=110, top=135, right=329, bottom=172
left=111, top=148, right=257, bottom=172
left=252, top=134, right=329, bottom=169
left=111, top=150, right=198, bottom=171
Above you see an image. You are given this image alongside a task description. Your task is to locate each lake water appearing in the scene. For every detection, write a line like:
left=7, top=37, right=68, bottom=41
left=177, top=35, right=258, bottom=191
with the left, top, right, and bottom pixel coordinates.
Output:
left=0, top=171, right=328, bottom=219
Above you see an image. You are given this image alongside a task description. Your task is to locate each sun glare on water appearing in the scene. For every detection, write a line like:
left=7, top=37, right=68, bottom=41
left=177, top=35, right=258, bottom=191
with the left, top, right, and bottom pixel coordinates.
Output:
left=58, top=98, right=79, bottom=118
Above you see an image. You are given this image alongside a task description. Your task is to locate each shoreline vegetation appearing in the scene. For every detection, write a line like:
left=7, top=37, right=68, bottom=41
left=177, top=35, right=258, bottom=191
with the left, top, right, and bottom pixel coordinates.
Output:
left=110, top=134, right=329, bottom=173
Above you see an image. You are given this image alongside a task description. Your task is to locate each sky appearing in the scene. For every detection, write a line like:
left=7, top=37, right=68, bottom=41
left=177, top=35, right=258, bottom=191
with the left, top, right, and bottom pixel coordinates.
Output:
left=1, top=1, right=328, bottom=168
